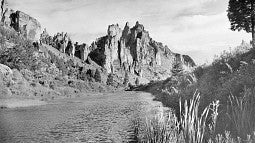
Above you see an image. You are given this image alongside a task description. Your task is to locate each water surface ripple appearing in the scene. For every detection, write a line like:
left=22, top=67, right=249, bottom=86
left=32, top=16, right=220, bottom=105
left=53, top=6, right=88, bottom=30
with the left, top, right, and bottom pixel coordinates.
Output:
left=0, top=92, right=164, bottom=143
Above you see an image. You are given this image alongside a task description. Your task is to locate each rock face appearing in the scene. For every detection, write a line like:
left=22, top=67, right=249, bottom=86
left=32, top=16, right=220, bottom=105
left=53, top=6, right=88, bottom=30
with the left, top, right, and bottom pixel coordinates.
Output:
left=89, top=21, right=196, bottom=82
left=0, top=0, right=8, bottom=24
left=0, top=0, right=41, bottom=42
left=74, top=43, right=91, bottom=61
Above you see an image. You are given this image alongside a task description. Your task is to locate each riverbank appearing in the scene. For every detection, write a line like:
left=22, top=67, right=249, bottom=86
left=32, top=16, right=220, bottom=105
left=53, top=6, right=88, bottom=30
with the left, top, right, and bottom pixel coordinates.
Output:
left=0, top=98, right=47, bottom=108
left=0, top=89, right=123, bottom=109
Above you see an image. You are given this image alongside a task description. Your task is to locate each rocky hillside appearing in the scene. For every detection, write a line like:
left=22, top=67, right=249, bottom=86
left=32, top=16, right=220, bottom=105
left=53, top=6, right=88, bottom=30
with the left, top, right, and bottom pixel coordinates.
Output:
left=0, top=0, right=196, bottom=91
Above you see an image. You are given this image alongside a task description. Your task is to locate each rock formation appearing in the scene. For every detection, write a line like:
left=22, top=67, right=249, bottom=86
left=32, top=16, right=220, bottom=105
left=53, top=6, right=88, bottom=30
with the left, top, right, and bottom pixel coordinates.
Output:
left=0, top=0, right=8, bottom=24
left=0, top=0, right=196, bottom=85
left=74, top=43, right=90, bottom=61
left=0, top=63, right=12, bottom=83
left=88, top=21, right=196, bottom=82
left=0, top=0, right=41, bottom=42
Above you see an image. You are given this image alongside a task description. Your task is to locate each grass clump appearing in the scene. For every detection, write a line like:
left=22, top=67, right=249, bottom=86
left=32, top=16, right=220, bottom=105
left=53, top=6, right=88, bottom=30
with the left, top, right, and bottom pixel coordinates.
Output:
left=142, top=91, right=220, bottom=143
left=142, top=112, right=182, bottom=143
left=179, top=91, right=211, bottom=143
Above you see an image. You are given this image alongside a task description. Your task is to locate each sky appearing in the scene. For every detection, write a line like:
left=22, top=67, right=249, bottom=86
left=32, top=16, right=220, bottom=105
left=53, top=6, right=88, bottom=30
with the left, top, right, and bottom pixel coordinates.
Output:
left=8, top=0, right=251, bottom=65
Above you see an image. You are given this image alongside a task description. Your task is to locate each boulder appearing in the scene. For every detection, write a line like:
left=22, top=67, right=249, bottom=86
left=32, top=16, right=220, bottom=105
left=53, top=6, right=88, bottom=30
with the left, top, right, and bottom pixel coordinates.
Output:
left=0, top=63, right=12, bottom=76
left=0, top=63, right=13, bottom=85
left=0, top=64, right=13, bottom=98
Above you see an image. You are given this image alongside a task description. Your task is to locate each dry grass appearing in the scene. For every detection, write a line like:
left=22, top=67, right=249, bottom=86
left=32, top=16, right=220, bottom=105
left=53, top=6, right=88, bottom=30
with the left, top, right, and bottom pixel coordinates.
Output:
left=142, top=111, right=183, bottom=143
left=179, top=91, right=211, bottom=143
left=141, top=91, right=220, bottom=143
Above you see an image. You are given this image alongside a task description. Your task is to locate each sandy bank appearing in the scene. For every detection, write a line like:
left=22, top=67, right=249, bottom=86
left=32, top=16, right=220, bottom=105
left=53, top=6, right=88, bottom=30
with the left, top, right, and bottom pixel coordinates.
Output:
left=0, top=98, right=47, bottom=108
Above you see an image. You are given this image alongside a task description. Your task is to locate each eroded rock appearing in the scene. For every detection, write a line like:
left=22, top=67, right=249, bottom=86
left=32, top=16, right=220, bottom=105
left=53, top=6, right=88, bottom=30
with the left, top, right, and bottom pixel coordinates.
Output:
left=89, top=21, right=196, bottom=83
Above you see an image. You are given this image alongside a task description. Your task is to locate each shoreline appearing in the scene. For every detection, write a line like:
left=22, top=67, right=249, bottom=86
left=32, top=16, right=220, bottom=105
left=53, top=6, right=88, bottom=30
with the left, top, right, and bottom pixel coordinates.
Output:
left=0, top=91, right=121, bottom=109
left=0, top=98, right=47, bottom=109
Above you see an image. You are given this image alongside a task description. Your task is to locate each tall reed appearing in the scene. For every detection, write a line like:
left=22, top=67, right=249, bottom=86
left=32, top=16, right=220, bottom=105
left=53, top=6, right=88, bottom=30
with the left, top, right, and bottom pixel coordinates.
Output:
left=179, top=91, right=211, bottom=143
left=227, top=88, right=255, bottom=141
left=142, top=111, right=182, bottom=143
left=142, top=91, right=220, bottom=143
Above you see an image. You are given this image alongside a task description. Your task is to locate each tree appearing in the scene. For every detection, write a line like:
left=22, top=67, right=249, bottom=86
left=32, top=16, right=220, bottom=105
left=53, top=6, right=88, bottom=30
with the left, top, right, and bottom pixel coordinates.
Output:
left=135, top=77, right=140, bottom=86
left=123, top=72, right=129, bottom=86
left=94, top=69, right=101, bottom=82
left=227, top=0, right=255, bottom=47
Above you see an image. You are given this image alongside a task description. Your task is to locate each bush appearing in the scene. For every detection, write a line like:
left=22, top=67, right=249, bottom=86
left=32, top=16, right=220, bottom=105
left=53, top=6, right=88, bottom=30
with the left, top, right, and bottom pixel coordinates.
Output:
left=123, top=72, right=129, bottom=86
left=135, top=77, right=140, bottom=86
left=0, top=40, right=38, bottom=71
left=106, top=73, right=114, bottom=86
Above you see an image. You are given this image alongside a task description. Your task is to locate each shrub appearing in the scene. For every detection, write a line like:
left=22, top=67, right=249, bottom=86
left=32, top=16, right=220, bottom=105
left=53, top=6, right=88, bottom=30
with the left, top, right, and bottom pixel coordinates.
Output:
left=123, top=72, right=129, bottom=86
left=135, top=77, right=140, bottom=86
left=0, top=40, right=38, bottom=70
left=106, top=73, right=114, bottom=86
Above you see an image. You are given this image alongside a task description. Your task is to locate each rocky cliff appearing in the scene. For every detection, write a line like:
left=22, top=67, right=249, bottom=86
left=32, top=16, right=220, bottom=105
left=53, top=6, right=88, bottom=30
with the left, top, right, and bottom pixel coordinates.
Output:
left=0, top=0, right=41, bottom=42
left=89, top=22, right=196, bottom=83
left=0, top=0, right=195, bottom=85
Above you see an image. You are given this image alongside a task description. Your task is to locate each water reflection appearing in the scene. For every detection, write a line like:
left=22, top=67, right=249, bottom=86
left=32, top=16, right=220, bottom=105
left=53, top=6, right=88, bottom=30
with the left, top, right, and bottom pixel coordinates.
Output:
left=0, top=92, right=162, bottom=143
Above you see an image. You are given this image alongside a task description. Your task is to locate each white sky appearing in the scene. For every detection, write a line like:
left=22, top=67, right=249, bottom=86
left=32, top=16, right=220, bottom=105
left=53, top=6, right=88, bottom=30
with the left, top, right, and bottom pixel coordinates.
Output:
left=8, top=0, right=251, bottom=65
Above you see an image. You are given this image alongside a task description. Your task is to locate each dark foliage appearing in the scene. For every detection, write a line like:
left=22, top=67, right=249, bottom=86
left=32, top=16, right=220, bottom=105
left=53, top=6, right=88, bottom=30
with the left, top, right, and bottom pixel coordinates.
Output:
left=227, top=0, right=255, bottom=46
left=0, top=37, right=38, bottom=70
left=123, top=72, right=129, bottom=86
left=94, top=69, right=101, bottom=82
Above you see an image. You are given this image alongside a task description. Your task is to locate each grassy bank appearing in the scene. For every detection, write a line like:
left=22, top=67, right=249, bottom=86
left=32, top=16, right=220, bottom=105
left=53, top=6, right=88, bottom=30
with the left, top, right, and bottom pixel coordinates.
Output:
left=138, top=42, right=255, bottom=142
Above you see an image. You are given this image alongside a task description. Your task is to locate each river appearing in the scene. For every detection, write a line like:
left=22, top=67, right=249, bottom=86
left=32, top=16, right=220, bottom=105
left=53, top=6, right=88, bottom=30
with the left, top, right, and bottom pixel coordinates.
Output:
left=0, top=91, right=166, bottom=143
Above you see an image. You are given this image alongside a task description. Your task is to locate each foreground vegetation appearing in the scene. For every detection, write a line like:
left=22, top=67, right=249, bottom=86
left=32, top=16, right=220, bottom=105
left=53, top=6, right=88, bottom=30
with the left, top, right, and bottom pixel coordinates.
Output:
left=141, top=90, right=255, bottom=143
left=139, top=42, right=255, bottom=142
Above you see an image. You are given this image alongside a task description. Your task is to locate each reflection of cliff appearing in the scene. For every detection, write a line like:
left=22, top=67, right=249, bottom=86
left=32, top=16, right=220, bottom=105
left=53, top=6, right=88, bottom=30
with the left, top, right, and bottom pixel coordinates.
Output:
left=0, top=0, right=41, bottom=42
left=89, top=22, right=196, bottom=81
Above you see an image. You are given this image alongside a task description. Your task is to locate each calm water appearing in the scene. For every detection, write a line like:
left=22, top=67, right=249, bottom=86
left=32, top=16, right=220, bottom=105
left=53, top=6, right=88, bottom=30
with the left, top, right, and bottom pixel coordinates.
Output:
left=0, top=92, right=163, bottom=143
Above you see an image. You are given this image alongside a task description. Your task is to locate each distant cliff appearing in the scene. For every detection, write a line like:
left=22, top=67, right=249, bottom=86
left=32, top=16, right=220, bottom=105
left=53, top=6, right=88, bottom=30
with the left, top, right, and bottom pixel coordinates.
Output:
left=89, top=22, right=196, bottom=83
